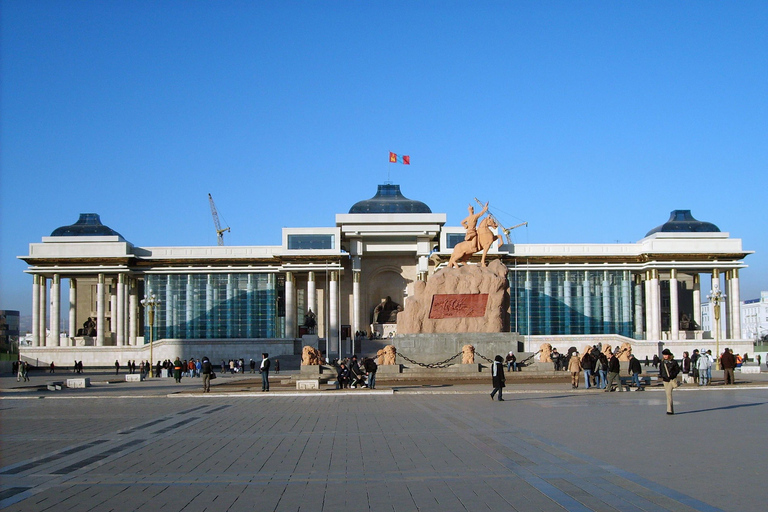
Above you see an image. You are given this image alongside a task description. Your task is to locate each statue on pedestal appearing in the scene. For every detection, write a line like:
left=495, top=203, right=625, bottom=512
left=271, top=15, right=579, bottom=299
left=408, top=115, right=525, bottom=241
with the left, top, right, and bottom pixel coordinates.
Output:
left=448, top=202, right=499, bottom=268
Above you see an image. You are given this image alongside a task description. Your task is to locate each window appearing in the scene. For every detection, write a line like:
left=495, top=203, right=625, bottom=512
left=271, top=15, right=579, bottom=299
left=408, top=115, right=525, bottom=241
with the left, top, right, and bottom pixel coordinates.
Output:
left=287, top=234, right=335, bottom=250
left=446, top=233, right=464, bottom=249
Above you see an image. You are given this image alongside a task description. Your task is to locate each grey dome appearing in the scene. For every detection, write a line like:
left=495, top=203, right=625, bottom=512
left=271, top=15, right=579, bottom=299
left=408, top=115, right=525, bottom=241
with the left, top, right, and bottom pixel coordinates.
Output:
left=349, top=184, right=431, bottom=214
left=51, top=213, right=124, bottom=238
left=645, top=210, right=720, bottom=237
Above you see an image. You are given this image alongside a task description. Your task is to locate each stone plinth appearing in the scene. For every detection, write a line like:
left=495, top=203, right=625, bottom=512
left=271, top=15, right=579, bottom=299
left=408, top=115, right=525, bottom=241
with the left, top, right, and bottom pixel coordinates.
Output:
left=377, top=364, right=403, bottom=374
left=398, top=260, right=510, bottom=334
left=125, top=374, right=143, bottom=382
left=740, top=366, right=761, bottom=374
left=66, top=378, right=90, bottom=388
left=296, top=379, right=321, bottom=390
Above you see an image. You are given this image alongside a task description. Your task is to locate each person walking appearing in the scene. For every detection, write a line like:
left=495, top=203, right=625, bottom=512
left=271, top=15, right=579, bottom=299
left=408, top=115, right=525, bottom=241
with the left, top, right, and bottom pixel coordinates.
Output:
left=697, top=351, right=711, bottom=386
left=173, top=357, right=183, bottom=383
left=581, top=350, right=594, bottom=389
left=259, top=353, right=270, bottom=392
left=568, top=351, right=582, bottom=389
left=721, top=348, right=736, bottom=385
left=201, top=356, right=213, bottom=393
left=490, top=355, right=505, bottom=401
left=659, top=349, right=681, bottom=415
left=629, top=353, right=644, bottom=391
left=605, top=352, right=620, bottom=392
left=114, top=360, right=120, bottom=375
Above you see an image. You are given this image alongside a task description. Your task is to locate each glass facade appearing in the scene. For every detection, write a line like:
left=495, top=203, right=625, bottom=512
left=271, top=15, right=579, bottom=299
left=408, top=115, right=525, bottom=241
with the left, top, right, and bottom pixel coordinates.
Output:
left=509, top=269, right=635, bottom=337
left=145, top=273, right=282, bottom=340
left=287, top=234, right=335, bottom=250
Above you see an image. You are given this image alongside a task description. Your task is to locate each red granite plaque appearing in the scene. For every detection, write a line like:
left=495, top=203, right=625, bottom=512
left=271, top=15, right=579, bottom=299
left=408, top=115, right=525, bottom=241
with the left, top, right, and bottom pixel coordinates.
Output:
left=429, top=294, right=489, bottom=319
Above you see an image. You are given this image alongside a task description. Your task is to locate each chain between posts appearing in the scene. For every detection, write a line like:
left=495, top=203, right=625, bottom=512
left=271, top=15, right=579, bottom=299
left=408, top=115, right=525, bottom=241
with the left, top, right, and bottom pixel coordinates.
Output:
left=397, top=352, right=462, bottom=369
left=397, top=349, right=543, bottom=369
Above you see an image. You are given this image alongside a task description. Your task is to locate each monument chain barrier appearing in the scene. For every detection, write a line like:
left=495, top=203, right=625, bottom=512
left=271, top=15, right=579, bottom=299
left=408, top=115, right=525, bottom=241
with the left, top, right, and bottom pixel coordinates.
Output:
left=397, top=351, right=463, bottom=369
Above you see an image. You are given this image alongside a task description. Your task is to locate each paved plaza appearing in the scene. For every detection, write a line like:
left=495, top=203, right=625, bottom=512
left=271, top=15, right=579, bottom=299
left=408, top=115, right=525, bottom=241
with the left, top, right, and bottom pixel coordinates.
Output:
left=1, top=372, right=767, bottom=511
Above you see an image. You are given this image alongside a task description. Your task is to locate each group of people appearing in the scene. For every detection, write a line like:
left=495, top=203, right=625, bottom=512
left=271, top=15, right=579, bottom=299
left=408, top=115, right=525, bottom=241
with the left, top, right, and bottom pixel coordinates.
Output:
left=114, top=359, right=147, bottom=375
left=334, top=355, right=378, bottom=389
left=13, top=360, right=30, bottom=381
left=566, top=347, right=644, bottom=392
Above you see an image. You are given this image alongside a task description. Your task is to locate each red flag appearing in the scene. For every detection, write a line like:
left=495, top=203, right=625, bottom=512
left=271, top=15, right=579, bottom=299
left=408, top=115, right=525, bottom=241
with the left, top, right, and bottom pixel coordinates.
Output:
left=389, top=152, right=397, bottom=163
left=402, top=155, right=410, bottom=165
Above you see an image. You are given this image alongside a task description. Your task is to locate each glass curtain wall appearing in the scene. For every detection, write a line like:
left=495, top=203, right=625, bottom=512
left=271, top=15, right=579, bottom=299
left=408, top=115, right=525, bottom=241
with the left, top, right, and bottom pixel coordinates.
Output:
left=145, top=273, right=281, bottom=340
left=509, top=269, right=634, bottom=337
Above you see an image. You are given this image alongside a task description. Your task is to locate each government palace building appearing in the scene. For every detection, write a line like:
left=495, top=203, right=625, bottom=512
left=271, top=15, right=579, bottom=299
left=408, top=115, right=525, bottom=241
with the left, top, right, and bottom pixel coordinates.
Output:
left=19, top=184, right=754, bottom=366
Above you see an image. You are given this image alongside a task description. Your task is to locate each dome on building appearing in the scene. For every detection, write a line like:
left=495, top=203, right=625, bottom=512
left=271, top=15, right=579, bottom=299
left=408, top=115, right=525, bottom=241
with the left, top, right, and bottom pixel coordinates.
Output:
left=348, top=184, right=432, bottom=214
left=645, top=210, right=720, bottom=237
left=51, top=213, right=125, bottom=238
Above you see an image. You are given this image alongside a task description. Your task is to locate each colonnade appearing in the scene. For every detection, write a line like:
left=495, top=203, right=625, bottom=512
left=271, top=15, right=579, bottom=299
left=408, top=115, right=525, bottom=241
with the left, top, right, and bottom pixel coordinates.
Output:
left=641, top=268, right=741, bottom=341
left=30, top=273, right=141, bottom=347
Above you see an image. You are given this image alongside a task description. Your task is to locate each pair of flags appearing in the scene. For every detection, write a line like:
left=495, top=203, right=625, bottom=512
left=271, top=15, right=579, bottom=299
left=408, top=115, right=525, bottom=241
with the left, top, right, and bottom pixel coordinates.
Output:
left=389, top=152, right=410, bottom=165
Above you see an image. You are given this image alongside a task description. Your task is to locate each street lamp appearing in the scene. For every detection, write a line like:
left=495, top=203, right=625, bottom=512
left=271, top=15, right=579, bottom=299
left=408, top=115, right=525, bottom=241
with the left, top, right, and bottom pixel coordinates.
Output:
left=707, top=287, right=726, bottom=369
left=141, top=294, right=159, bottom=377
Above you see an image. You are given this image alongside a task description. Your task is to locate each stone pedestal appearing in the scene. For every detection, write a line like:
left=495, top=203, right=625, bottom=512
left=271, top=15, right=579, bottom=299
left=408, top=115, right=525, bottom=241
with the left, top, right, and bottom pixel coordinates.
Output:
left=296, top=379, right=320, bottom=390
left=125, top=374, right=143, bottom=382
left=66, top=378, right=90, bottom=388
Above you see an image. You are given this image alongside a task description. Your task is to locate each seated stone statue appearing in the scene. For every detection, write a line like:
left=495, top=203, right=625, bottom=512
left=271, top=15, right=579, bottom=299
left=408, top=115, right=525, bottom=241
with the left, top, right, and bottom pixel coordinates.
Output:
left=372, top=296, right=403, bottom=324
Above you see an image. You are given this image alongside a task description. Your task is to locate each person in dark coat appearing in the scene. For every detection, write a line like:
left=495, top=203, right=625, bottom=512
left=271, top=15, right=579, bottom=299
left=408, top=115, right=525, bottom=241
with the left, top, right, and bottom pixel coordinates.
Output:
left=629, top=354, right=644, bottom=390
left=173, top=357, right=183, bottom=383
left=660, top=348, right=681, bottom=414
left=259, top=353, right=270, bottom=391
left=605, top=353, right=620, bottom=392
left=201, top=356, right=213, bottom=393
left=490, top=355, right=506, bottom=401
left=721, top=348, right=736, bottom=385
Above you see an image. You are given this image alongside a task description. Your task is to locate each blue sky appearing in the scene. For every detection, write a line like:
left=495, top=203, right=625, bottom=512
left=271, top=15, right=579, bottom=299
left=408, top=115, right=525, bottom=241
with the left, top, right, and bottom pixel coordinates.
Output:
left=2, top=1, right=767, bottom=316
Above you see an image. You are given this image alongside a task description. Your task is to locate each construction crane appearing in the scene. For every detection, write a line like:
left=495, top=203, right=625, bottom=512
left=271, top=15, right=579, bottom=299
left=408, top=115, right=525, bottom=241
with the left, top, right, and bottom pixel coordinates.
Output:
left=208, top=193, right=230, bottom=246
left=474, top=197, right=527, bottom=244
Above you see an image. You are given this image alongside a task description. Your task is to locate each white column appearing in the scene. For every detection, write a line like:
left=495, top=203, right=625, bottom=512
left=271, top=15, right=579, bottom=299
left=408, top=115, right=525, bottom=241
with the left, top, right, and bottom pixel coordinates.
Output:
left=352, top=271, right=361, bottom=335
left=543, top=271, right=552, bottom=334
left=186, top=274, right=193, bottom=338
left=96, top=273, right=105, bottom=346
left=692, top=274, right=701, bottom=331
left=206, top=275, right=214, bottom=338
left=165, top=275, right=174, bottom=338
left=583, top=271, right=592, bottom=333
left=730, top=269, right=741, bottom=339
left=650, top=269, right=661, bottom=341
left=602, top=271, right=611, bottom=334
left=116, top=274, right=126, bottom=346
left=68, top=278, right=77, bottom=345
left=50, top=274, right=61, bottom=346
left=226, top=274, right=233, bottom=338
left=633, top=274, right=644, bottom=338
left=32, top=274, right=41, bottom=346
left=129, top=278, right=138, bottom=345
left=307, top=271, right=317, bottom=319
left=563, top=271, right=571, bottom=334
left=724, top=271, right=732, bottom=339
left=39, top=277, right=48, bottom=346
left=621, top=271, right=631, bottom=333
left=670, top=269, right=679, bottom=340
left=109, top=281, right=117, bottom=344
left=644, top=273, right=652, bottom=338
left=245, top=274, right=253, bottom=338
left=285, top=272, right=296, bottom=338
left=329, top=271, right=339, bottom=356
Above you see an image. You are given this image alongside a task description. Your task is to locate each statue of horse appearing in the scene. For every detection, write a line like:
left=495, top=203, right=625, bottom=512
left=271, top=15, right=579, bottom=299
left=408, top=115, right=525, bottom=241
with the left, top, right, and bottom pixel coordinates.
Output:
left=448, top=216, right=499, bottom=268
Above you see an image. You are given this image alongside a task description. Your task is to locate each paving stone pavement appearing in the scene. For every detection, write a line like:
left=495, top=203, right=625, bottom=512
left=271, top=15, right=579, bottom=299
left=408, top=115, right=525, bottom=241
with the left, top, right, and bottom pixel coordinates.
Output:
left=1, top=382, right=767, bottom=511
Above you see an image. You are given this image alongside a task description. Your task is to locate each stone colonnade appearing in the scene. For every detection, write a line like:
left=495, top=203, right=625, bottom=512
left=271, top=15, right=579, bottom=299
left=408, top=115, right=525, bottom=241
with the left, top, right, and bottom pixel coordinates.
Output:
left=30, top=273, right=141, bottom=347
left=641, top=267, right=741, bottom=340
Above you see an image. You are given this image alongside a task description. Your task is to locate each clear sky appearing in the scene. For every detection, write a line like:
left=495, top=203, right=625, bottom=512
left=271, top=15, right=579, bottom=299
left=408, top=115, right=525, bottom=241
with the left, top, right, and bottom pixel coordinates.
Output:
left=2, top=1, right=767, bottom=317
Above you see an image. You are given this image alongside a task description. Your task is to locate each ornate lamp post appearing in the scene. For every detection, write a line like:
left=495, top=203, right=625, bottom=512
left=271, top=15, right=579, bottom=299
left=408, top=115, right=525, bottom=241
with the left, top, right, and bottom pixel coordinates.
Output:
left=141, top=294, right=159, bottom=377
left=707, top=287, right=725, bottom=370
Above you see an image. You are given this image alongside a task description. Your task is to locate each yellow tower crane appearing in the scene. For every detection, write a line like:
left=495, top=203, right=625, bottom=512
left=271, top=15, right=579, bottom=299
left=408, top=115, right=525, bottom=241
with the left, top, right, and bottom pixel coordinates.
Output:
left=208, top=193, right=230, bottom=246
